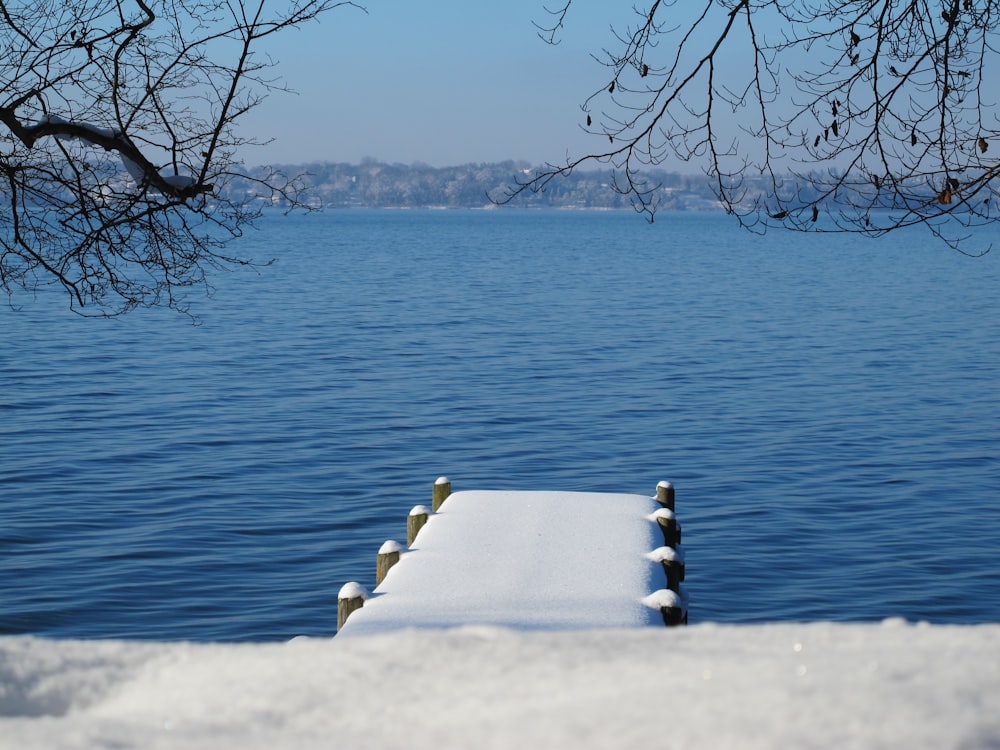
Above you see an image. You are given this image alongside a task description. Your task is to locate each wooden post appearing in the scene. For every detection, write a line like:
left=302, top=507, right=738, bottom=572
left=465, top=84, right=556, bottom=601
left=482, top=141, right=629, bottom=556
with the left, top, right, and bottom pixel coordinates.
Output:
left=376, top=540, right=403, bottom=585
left=408, top=505, right=430, bottom=547
left=652, top=507, right=681, bottom=546
left=648, top=546, right=686, bottom=592
left=660, top=603, right=686, bottom=626
left=337, top=582, right=368, bottom=631
left=642, top=589, right=687, bottom=627
left=432, top=476, right=452, bottom=511
left=656, top=480, right=675, bottom=510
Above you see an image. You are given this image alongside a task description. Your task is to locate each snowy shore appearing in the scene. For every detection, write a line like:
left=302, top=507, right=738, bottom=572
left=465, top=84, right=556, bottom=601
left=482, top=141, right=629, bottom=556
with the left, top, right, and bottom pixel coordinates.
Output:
left=3, top=621, right=999, bottom=749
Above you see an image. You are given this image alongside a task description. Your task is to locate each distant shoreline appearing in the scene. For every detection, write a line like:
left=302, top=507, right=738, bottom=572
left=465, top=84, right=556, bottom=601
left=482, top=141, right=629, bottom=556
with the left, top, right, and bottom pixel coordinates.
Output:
left=228, top=159, right=725, bottom=211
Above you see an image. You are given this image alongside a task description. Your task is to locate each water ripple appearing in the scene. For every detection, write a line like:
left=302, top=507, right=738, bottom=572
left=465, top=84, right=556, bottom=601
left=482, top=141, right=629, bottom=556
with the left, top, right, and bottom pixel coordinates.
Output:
left=2, top=210, right=999, bottom=639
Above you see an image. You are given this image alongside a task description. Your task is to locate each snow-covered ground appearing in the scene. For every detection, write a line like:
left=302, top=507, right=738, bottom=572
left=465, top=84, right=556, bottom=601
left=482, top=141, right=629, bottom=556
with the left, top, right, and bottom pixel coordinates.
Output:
left=3, top=622, right=999, bottom=749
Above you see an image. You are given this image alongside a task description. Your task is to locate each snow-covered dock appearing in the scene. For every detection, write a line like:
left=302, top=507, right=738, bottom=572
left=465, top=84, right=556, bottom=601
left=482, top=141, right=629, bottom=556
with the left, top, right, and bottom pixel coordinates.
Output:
left=336, top=479, right=686, bottom=635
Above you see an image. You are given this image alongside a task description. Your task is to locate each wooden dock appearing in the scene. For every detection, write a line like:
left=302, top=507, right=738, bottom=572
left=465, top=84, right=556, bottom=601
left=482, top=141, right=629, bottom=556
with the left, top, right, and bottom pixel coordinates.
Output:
left=337, top=479, right=687, bottom=634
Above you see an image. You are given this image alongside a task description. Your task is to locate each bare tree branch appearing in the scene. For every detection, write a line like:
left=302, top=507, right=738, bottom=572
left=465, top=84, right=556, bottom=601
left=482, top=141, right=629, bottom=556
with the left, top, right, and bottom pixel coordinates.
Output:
left=501, top=0, right=1000, bottom=254
left=1, top=0, right=365, bottom=316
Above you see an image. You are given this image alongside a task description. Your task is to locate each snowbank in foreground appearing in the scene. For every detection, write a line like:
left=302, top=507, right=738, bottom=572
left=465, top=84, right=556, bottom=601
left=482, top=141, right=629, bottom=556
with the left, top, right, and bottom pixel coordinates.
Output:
left=2, top=622, right=999, bottom=749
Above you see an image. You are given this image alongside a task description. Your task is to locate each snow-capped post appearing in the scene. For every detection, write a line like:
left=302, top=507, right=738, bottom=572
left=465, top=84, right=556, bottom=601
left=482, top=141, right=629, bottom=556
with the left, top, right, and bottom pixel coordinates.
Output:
left=408, top=505, right=430, bottom=547
left=376, top=540, right=403, bottom=585
left=337, top=582, right=368, bottom=631
left=643, top=589, right=687, bottom=627
left=656, top=480, right=675, bottom=510
left=648, top=546, right=685, bottom=592
left=652, top=507, right=681, bottom=547
left=432, top=476, right=452, bottom=512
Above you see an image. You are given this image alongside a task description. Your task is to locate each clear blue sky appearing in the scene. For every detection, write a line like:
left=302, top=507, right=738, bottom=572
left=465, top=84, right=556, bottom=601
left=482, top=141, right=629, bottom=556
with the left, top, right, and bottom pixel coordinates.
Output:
left=244, top=3, right=1000, bottom=172
left=243, top=1, right=625, bottom=166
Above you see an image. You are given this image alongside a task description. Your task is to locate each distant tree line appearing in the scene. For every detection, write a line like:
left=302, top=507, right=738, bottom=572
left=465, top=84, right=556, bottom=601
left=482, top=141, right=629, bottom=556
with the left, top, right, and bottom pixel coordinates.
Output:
left=228, top=159, right=945, bottom=214
left=225, top=159, right=730, bottom=211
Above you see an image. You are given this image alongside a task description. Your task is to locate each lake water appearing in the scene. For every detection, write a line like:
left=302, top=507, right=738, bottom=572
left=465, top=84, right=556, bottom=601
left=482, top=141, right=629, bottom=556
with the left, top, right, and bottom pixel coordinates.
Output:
left=2, top=209, right=998, bottom=641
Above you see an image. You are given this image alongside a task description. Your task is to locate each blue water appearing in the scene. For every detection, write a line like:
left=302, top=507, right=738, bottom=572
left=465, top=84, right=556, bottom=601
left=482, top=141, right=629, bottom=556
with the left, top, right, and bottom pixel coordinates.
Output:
left=2, top=209, right=999, bottom=640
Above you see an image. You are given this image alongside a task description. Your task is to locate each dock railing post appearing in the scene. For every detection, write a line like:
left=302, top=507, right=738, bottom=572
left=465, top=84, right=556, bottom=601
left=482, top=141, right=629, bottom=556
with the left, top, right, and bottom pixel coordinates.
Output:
left=652, top=507, right=681, bottom=547
left=648, top=546, right=685, bottom=592
left=656, top=480, right=675, bottom=510
left=432, top=476, right=451, bottom=512
left=407, top=505, right=430, bottom=547
left=642, top=589, right=686, bottom=627
left=337, top=582, right=368, bottom=631
left=376, top=540, right=403, bottom=585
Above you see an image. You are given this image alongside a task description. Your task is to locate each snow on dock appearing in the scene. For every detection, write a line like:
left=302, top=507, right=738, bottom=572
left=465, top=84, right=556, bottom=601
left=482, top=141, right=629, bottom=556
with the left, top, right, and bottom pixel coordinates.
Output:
left=337, top=480, right=684, bottom=635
